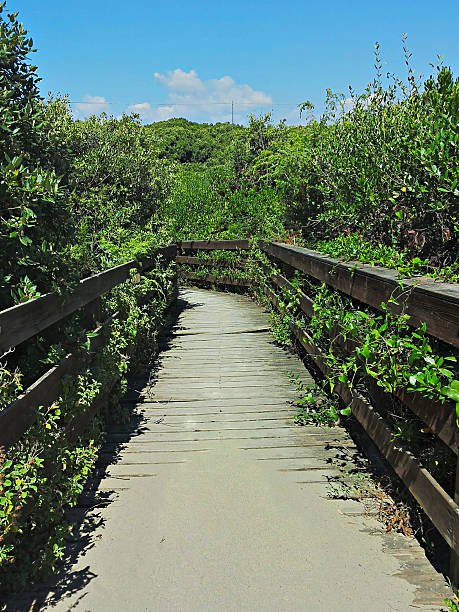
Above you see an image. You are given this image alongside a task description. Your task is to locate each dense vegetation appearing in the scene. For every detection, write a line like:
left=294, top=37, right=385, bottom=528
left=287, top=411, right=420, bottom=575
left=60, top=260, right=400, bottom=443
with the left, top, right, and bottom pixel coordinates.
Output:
left=146, top=118, right=244, bottom=165
left=0, top=1, right=457, bottom=596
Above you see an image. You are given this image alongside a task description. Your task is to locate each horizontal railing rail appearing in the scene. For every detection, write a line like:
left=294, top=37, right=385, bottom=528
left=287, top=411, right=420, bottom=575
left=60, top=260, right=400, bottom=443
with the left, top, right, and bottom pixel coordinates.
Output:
left=0, top=245, right=177, bottom=449
left=261, top=241, right=459, bottom=349
left=176, top=240, right=250, bottom=288
left=177, top=239, right=249, bottom=251
left=175, top=255, right=248, bottom=269
left=179, top=270, right=250, bottom=287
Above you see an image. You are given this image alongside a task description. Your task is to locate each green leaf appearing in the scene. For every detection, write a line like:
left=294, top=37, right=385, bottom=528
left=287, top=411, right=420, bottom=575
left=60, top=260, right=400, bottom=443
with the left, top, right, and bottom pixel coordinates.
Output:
left=441, top=381, right=459, bottom=403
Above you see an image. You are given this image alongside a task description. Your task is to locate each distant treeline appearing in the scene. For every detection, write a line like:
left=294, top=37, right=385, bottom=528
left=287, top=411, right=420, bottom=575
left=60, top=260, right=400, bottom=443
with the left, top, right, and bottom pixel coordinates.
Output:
left=146, top=118, right=245, bottom=165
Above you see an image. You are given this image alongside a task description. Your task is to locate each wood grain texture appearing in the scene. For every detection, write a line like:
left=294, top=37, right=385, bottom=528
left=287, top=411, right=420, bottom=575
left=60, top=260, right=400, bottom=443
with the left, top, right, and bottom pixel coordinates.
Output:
left=0, top=314, right=116, bottom=448
left=0, top=281, right=178, bottom=450
left=0, top=353, right=81, bottom=448
left=260, top=263, right=314, bottom=317
left=261, top=241, right=459, bottom=348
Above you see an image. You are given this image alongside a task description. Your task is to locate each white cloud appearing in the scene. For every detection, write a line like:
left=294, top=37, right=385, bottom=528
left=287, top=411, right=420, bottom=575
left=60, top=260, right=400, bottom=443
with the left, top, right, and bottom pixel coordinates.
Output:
left=343, top=97, right=356, bottom=113
left=128, top=68, right=273, bottom=124
left=74, top=95, right=109, bottom=118
left=126, top=102, right=176, bottom=123
left=153, top=69, right=204, bottom=94
left=342, top=93, right=378, bottom=115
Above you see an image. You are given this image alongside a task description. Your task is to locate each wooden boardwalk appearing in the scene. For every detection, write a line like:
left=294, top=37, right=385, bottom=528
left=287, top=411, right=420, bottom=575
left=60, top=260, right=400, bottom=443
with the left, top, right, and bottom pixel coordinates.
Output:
left=11, top=288, right=448, bottom=611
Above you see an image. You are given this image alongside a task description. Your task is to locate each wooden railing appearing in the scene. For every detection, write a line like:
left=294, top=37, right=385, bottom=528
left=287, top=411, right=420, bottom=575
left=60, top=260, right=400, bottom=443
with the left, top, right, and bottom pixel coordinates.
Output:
left=174, top=238, right=459, bottom=584
left=0, top=245, right=177, bottom=547
left=176, top=240, right=251, bottom=287
left=0, top=245, right=177, bottom=451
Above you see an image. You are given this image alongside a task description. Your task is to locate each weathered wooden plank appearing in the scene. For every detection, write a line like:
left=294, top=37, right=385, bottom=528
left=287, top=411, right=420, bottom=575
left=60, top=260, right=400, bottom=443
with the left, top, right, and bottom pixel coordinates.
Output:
left=349, top=392, right=459, bottom=553
left=0, top=245, right=176, bottom=353
left=260, top=263, right=314, bottom=317
left=392, top=388, right=456, bottom=453
left=261, top=241, right=459, bottom=348
left=0, top=313, right=116, bottom=448
left=0, top=263, right=130, bottom=353
left=0, top=353, right=80, bottom=448
left=178, top=240, right=249, bottom=251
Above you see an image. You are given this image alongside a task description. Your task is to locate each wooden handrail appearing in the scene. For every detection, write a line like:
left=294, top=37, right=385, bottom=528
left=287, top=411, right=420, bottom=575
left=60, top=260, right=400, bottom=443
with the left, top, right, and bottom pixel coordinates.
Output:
left=178, top=270, right=250, bottom=287
left=0, top=245, right=176, bottom=353
left=260, top=241, right=459, bottom=348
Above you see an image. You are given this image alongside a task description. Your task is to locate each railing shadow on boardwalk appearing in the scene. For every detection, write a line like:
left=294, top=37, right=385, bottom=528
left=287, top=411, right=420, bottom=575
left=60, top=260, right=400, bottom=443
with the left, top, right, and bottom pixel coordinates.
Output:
left=6, top=295, right=203, bottom=611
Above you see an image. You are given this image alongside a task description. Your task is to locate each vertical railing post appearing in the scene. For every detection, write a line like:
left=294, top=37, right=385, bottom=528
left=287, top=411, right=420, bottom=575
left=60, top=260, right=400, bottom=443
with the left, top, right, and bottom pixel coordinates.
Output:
left=82, top=296, right=102, bottom=331
left=172, top=244, right=179, bottom=301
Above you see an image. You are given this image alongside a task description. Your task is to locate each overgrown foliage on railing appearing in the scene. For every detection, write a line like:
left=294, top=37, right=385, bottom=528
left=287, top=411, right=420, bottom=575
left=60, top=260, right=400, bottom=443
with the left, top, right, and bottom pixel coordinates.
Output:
left=176, top=241, right=251, bottom=288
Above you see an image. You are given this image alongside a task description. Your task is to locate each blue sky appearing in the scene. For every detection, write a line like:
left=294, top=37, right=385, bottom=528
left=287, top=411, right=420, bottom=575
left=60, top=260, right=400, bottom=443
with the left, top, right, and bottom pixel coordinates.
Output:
left=13, top=0, right=459, bottom=124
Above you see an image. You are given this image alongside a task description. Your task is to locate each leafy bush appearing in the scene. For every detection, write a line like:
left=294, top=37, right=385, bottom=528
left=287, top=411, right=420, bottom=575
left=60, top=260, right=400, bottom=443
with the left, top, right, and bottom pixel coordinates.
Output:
left=155, top=164, right=285, bottom=241
left=0, top=4, right=176, bottom=594
left=0, top=4, right=75, bottom=309
left=246, top=46, right=458, bottom=269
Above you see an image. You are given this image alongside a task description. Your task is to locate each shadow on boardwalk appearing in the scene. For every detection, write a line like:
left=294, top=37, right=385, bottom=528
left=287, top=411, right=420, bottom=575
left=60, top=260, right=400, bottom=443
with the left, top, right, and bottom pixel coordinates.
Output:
left=4, top=298, right=200, bottom=611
